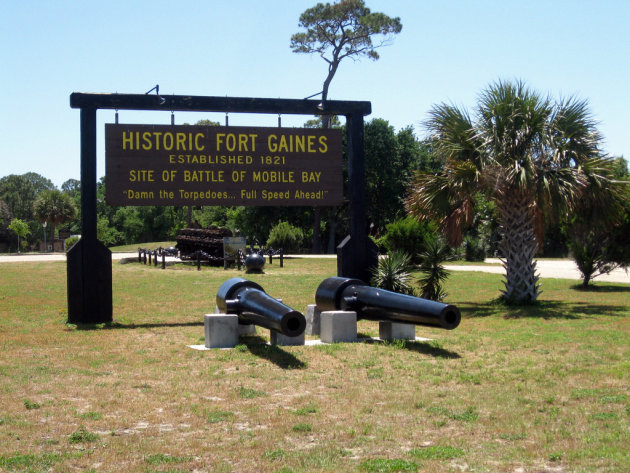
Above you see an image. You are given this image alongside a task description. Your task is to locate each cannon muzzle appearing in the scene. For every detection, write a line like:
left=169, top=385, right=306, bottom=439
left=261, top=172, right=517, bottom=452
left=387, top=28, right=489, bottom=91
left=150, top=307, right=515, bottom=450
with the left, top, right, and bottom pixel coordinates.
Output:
left=216, top=278, right=306, bottom=337
left=315, top=277, right=461, bottom=330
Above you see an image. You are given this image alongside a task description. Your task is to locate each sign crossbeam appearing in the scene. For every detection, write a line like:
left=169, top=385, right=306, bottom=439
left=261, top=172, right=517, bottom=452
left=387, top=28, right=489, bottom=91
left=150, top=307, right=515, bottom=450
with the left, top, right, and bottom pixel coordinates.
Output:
left=70, top=93, right=371, bottom=116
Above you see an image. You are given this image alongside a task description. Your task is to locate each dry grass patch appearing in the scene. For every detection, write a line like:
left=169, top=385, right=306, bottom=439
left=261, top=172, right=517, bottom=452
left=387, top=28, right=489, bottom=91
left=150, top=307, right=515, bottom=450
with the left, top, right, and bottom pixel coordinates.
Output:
left=0, top=259, right=628, bottom=472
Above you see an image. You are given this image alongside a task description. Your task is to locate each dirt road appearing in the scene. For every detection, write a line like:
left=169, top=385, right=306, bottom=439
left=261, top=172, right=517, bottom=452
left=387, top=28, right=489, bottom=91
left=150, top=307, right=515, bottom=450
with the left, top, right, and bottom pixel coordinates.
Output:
left=1, top=253, right=628, bottom=284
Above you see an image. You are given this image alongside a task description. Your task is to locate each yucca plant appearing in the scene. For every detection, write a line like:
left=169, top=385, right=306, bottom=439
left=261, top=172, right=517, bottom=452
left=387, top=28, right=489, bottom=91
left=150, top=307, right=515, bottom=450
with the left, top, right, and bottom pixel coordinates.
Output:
left=369, top=251, right=416, bottom=296
left=417, top=239, right=452, bottom=301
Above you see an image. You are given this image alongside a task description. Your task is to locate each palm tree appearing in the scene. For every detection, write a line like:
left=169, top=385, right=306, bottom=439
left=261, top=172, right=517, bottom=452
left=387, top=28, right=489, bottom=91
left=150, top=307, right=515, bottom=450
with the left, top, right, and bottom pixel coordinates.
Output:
left=33, top=190, right=77, bottom=249
left=406, top=80, right=617, bottom=304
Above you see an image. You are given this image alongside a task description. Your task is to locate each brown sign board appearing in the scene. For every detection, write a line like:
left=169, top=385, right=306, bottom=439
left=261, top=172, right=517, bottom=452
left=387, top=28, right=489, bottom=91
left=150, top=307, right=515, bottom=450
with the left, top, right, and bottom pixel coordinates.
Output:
left=105, top=124, right=343, bottom=206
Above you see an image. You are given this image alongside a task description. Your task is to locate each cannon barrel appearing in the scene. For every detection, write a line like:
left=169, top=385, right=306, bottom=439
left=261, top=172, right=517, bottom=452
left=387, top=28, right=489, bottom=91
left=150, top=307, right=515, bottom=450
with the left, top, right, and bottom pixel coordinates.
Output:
left=315, top=277, right=461, bottom=330
left=216, top=278, right=306, bottom=337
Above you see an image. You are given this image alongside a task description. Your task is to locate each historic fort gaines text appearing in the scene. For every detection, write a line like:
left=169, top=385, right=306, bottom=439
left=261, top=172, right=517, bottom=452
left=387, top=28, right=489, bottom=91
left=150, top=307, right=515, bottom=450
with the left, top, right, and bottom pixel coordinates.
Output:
left=105, top=124, right=343, bottom=206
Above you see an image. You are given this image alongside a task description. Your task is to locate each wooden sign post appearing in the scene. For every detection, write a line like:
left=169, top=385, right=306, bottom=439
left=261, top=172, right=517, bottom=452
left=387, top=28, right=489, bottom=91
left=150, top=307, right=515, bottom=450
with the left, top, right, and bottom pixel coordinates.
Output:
left=68, top=92, right=374, bottom=324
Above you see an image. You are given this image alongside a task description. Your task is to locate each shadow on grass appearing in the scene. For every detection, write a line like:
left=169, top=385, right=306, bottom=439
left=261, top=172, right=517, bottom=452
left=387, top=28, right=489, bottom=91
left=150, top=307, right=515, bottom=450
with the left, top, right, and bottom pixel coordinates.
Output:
left=399, top=340, right=461, bottom=359
left=570, top=284, right=630, bottom=293
left=458, top=301, right=628, bottom=320
left=505, top=301, right=628, bottom=319
left=461, top=300, right=627, bottom=319
left=357, top=331, right=378, bottom=339
left=459, top=303, right=501, bottom=318
left=362, top=337, right=461, bottom=359
left=70, top=321, right=204, bottom=331
left=241, top=335, right=307, bottom=370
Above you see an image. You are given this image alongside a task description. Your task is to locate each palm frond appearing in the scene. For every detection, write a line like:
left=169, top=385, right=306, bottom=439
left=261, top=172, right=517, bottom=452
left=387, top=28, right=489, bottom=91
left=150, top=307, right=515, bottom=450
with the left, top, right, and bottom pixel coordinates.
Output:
left=406, top=162, right=479, bottom=247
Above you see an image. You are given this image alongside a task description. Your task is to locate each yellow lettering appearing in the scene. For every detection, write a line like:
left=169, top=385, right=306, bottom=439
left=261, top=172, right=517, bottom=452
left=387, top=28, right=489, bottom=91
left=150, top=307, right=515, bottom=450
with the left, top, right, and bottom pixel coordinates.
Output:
left=195, top=132, right=205, bottom=151
left=318, top=136, right=328, bottom=153
left=142, top=131, right=152, bottom=150
left=301, top=171, right=321, bottom=183
left=163, top=132, right=173, bottom=150
left=129, top=170, right=155, bottom=182
left=122, top=132, right=134, bottom=150
left=268, top=134, right=278, bottom=152
left=295, top=135, right=305, bottom=153
left=153, top=132, right=162, bottom=150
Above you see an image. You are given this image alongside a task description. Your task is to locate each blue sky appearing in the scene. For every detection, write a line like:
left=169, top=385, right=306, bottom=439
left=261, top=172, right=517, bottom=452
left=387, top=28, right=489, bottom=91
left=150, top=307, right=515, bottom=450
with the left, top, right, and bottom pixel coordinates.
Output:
left=2, top=0, right=628, bottom=188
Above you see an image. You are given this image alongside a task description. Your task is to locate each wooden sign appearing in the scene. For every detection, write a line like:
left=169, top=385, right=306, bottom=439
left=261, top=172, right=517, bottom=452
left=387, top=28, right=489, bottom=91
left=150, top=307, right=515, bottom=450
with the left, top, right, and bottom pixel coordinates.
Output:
left=223, top=236, right=247, bottom=262
left=105, top=124, right=343, bottom=206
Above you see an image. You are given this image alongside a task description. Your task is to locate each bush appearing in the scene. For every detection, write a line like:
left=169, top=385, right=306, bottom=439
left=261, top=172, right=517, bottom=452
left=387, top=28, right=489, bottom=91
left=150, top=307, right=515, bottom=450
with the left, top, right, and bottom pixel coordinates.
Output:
left=266, top=221, right=304, bottom=252
left=380, top=217, right=438, bottom=263
left=417, top=239, right=452, bottom=301
left=65, top=236, right=80, bottom=252
left=369, top=251, right=416, bottom=296
left=463, top=236, right=487, bottom=261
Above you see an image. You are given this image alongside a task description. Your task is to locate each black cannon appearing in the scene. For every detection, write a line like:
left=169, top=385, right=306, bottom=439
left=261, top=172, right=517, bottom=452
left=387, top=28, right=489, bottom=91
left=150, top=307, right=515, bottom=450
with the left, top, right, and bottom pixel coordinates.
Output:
left=315, top=277, right=461, bottom=330
left=216, top=278, right=306, bottom=337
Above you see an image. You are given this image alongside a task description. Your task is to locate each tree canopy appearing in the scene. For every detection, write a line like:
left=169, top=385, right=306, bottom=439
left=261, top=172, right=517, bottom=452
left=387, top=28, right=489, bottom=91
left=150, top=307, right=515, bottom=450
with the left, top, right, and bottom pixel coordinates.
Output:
left=291, top=0, right=401, bottom=253
left=8, top=218, right=30, bottom=253
left=0, top=173, right=54, bottom=220
left=291, top=0, right=402, bottom=102
left=33, top=189, right=77, bottom=242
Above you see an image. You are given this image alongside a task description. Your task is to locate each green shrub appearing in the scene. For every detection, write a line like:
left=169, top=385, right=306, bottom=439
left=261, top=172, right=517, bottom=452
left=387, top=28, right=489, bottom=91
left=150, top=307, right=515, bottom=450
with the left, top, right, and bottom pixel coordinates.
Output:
left=417, top=239, right=452, bottom=301
left=65, top=236, right=80, bottom=252
left=68, top=426, right=99, bottom=444
left=463, top=236, right=487, bottom=261
left=381, top=217, right=438, bottom=263
left=266, top=221, right=304, bottom=252
left=370, top=251, right=416, bottom=295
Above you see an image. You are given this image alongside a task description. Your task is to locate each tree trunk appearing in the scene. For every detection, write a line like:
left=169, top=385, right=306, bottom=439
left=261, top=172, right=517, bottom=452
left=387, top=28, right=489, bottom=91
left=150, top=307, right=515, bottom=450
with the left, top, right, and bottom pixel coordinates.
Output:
left=497, top=192, right=541, bottom=303
left=312, top=207, right=322, bottom=254
left=50, top=225, right=56, bottom=251
left=327, top=207, right=337, bottom=254
left=311, top=80, right=333, bottom=254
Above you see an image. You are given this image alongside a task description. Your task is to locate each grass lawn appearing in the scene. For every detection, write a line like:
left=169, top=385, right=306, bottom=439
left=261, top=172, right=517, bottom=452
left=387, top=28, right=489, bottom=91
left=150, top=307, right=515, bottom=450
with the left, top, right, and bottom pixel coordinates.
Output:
left=108, top=241, right=177, bottom=252
left=0, top=258, right=628, bottom=472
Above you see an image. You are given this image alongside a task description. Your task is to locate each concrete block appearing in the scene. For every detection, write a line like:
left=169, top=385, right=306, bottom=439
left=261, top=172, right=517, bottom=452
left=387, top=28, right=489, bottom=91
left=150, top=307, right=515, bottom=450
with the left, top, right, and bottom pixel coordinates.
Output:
left=238, top=323, right=257, bottom=335
left=270, top=330, right=305, bottom=346
left=320, top=311, right=357, bottom=343
left=305, top=304, right=321, bottom=336
left=379, top=322, right=416, bottom=341
left=204, top=313, right=239, bottom=348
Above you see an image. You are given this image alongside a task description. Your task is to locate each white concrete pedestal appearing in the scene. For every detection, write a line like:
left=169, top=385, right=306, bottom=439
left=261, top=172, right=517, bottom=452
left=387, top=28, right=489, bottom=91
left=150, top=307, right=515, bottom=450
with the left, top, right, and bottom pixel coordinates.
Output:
left=270, top=330, right=305, bottom=346
left=379, top=321, right=416, bottom=341
left=320, top=310, right=357, bottom=343
left=305, top=304, right=321, bottom=336
left=204, top=313, right=239, bottom=348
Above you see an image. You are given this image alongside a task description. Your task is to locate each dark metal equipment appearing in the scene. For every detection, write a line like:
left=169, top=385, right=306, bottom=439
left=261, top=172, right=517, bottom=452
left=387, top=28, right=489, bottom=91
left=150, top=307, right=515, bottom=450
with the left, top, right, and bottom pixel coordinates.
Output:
left=216, top=278, right=306, bottom=337
left=244, top=252, right=265, bottom=272
left=315, top=277, right=461, bottom=330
